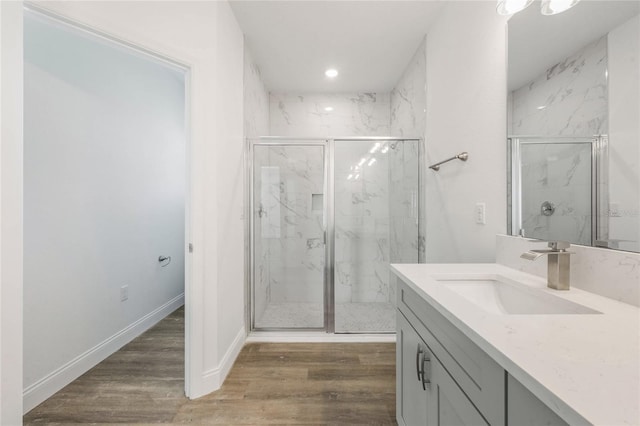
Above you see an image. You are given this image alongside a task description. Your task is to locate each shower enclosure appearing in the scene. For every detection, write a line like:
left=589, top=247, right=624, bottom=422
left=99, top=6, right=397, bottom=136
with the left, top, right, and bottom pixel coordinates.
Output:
left=248, top=137, right=423, bottom=333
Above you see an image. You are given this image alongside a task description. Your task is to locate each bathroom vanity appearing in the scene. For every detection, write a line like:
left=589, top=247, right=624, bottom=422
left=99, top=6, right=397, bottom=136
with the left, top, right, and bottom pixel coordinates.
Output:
left=392, top=263, right=640, bottom=426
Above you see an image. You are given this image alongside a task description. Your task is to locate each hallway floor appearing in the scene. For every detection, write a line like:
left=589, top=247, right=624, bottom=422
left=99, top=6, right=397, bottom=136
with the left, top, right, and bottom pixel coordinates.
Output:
left=24, top=306, right=397, bottom=424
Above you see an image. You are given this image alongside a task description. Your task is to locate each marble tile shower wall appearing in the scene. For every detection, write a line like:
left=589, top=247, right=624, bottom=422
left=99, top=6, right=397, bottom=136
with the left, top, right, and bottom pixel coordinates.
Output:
left=269, top=92, right=391, bottom=137
left=244, top=49, right=269, bottom=139
left=255, top=146, right=326, bottom=304
left=510, top=36, right=607, bottom=246
left=390, top=38, right=427, bottom=139
left=334, top=143, right=391, bottom=304
left=268, top=91, right=395, bottom=306
left=520, top=143, right=593, bottom=246
left=243, top=48, right=270, bottom=321
left=387, top=141, right=421, bottom=301
left=388, top=40, right=427, bottom=302
left=511, top=35, right=608, bottom=137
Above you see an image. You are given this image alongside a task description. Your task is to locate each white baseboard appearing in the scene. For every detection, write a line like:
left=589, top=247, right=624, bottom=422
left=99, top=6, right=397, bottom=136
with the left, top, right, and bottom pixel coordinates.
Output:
left=192, top=326, right=245, bottom=399
left=23, top=293, right=185, bottom=414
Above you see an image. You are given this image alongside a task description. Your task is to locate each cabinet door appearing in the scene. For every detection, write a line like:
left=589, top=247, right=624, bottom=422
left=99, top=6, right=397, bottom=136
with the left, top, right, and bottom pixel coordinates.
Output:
left=427, top=353, right=489, bottom=426
left=507, top=374, right=568, bottom=426
left=397, top=312, right=429, bottom=426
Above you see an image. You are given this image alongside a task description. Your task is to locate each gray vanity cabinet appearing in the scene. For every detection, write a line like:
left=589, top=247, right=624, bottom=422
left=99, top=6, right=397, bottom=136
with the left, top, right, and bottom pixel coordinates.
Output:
left=395, top=277, right=576, bottom=426
left=397, top=311, right=488, bottom=426
left=428, top=354, right=488, bottom=426
left=507, top=374, right=569, bottom=426
left=396, top=311, right=429, bottom=425
left=396, top=279, right=505, bottom=426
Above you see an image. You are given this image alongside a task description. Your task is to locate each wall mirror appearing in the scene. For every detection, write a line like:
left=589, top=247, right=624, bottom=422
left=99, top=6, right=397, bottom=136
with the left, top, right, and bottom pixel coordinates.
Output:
left=507, top=0, right=640, bottom=253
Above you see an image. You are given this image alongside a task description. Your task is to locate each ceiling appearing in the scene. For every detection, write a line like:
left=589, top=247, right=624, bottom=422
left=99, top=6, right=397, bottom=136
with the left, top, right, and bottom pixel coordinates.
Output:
left=508, top=0, right=640, bottom=91
left=229, top=1, right=444, bottom=93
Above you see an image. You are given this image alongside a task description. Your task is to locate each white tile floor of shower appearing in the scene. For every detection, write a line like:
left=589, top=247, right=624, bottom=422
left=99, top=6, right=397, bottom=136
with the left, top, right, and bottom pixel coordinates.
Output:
left=255, top=302, right=396, bottom=332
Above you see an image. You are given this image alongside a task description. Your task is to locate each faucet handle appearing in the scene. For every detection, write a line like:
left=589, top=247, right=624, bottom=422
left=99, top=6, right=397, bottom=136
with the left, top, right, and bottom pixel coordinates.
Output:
left=548, top=241, right=570, bottom=251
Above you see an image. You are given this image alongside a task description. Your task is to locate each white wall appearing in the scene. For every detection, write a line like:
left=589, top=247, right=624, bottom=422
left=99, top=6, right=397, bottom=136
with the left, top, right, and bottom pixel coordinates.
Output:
left=425, top=1, right=508, bottom=263
left=23, top=10, right=186, bottom=410
left=0, top=2, right=24, bottom=424
left=607, top=15, right=640, bottom=253
left=24, top=0, right=246, bottom=401
left=213, top=1, right=245, bottom=376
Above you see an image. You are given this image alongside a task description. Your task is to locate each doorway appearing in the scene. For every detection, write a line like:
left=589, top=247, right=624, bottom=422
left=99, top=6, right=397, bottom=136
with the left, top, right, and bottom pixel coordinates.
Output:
left=22, top=5, right=191, bottom=412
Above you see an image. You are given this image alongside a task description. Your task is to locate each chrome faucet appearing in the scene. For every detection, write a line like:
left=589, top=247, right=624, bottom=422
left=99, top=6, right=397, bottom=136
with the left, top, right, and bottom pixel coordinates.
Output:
left=521, top=241, right=573, bottom=290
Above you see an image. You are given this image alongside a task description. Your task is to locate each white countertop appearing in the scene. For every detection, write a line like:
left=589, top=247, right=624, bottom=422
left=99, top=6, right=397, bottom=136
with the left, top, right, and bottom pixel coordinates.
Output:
left=391, top=263, right=640, bottom=426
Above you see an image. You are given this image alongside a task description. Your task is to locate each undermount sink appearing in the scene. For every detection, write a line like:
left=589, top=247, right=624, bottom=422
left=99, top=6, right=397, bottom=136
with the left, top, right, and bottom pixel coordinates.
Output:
left=435, top=275, right=601, bottom=315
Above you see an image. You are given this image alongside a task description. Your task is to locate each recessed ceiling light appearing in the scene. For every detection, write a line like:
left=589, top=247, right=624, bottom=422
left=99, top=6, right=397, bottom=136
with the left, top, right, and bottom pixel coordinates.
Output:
left=324, top=106, right=334, bottom=112
left=325, top=69, right=339, bottom=78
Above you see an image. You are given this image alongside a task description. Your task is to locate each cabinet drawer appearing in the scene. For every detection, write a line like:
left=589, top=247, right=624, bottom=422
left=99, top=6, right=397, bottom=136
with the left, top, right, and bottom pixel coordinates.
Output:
left=397, top=278, right=505, bottom=425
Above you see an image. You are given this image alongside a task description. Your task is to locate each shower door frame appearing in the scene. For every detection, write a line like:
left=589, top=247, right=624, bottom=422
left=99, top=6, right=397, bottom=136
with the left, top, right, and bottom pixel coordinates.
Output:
left=246, top=136, right=423, bottom=333
left=247, top=137, right=332, bottom=332
left=508, top=135, right=607, bottom=246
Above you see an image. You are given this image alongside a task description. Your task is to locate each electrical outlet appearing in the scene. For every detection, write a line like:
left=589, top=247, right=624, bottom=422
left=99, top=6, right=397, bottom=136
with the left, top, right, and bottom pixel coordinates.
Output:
left=475, top=202, right=486, bottom=225
left=120, top=285, right=129, bottom=302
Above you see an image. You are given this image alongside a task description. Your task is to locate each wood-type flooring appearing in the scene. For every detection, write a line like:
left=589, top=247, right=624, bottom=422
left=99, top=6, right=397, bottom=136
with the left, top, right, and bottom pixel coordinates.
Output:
left=24, top=307, right=397, bottom=425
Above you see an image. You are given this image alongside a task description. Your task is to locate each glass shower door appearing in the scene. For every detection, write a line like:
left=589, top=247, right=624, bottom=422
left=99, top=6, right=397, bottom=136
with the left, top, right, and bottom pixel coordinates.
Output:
left=252, top=143, right=326, bottom=329
left=333, top=139, right=420, bottom=333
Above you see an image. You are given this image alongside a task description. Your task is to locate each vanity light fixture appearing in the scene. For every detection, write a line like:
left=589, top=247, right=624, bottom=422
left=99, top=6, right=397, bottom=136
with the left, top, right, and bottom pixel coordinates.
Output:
left=325, top=68, right=338, bottom=78
left=541, top=0, right=580, bottom=15
left=497, top=0, right=534, bottom=15
left=498, top=0, right=580, bottom=15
